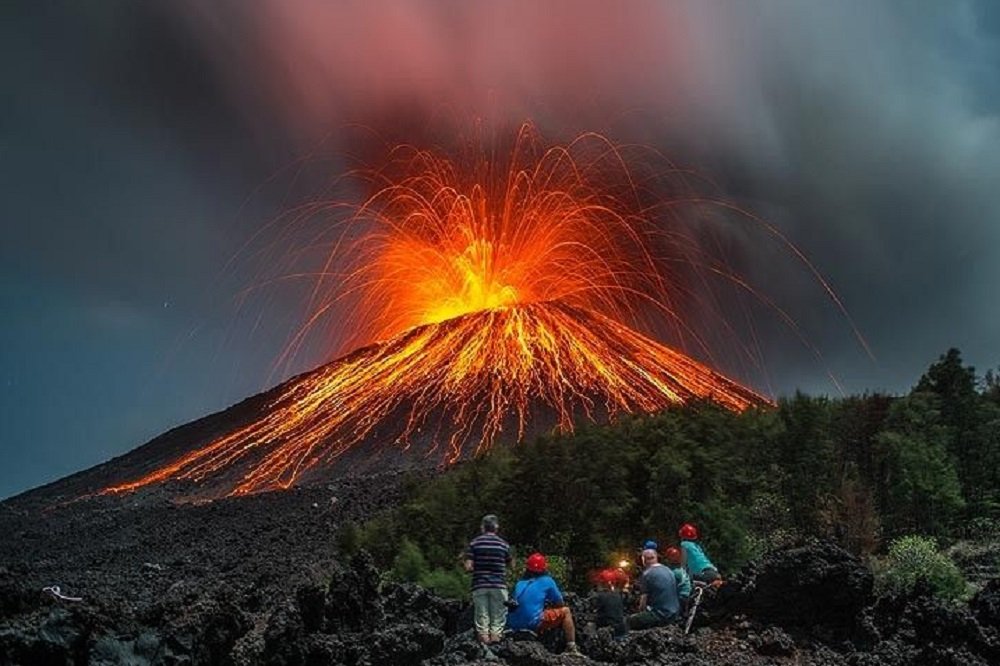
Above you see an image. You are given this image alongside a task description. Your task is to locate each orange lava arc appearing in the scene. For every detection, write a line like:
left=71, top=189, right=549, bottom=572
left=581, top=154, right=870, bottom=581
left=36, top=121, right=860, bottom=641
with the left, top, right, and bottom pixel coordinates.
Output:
left=104, top=124, right=772, bottom=497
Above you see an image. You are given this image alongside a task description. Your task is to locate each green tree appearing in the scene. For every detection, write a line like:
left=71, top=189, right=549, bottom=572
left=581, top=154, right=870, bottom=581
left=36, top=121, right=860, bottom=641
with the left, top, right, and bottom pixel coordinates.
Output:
left=775, top=394, right=837, bottom=533
left=876, top=393, right=964, bottom=537
left=981, top=368, right=1000, bottom=405
left=915, top=349, right=984, bottom=507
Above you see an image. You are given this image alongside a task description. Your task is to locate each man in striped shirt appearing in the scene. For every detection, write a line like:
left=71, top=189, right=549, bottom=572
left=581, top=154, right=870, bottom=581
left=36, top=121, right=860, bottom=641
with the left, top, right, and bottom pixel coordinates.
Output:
left=464, top=514, right=512, bottom=644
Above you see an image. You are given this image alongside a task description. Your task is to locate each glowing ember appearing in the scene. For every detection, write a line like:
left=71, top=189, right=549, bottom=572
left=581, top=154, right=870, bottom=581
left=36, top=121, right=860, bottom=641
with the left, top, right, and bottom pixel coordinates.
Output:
left=104, top=123, right=772, bottom=497
left=105, top=304, right=766, bottom=496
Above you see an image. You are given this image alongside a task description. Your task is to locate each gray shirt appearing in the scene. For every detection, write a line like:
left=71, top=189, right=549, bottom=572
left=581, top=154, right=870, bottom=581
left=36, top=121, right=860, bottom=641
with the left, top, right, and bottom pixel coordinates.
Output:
left=638, top=563, right=680, bottom=618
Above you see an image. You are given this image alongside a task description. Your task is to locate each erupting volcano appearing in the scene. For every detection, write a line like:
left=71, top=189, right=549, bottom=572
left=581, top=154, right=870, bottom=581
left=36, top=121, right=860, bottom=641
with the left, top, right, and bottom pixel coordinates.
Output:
left=104, top=124, right=772, bottom=498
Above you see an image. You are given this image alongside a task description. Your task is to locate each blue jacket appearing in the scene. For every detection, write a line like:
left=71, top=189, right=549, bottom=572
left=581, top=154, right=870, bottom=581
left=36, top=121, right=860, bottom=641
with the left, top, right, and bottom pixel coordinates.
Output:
left=506, top=574, right=564, bottom=631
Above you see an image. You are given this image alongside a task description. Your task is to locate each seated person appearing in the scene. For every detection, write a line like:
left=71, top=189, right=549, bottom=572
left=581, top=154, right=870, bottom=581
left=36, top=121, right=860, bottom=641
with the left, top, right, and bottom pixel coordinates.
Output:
left=507, top=552, right=581, bottom=655
left=627, top=548, right=680, bottom=629
left=593, top=569, right=627, bottom=639
left=678, top=523, right=721, bottom=585
left=664, top=546, right=692, bottom=612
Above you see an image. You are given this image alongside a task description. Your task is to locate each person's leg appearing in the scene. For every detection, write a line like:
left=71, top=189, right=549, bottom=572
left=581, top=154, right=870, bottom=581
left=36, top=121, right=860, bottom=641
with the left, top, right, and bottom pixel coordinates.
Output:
left=692, top=568, right=721, bottom=584
left=627, top=610, right=661, bottom=630
left=561, top=608, right=576, bottom=644
left=489, top=588, right=507, bottom=643
left=540, top=608, right=579, bottom=654
left=472, top=589, right=490, bottom=643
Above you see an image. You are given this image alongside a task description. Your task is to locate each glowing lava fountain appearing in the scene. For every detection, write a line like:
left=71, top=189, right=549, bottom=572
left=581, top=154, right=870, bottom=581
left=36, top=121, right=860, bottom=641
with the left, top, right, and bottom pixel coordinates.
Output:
left=105, top=124, right=772, bottom=497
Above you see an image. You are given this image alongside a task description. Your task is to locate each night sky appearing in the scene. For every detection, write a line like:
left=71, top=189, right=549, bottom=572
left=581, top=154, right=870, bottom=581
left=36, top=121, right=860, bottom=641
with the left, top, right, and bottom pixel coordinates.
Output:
left=3, top=1, right=999, bottom=499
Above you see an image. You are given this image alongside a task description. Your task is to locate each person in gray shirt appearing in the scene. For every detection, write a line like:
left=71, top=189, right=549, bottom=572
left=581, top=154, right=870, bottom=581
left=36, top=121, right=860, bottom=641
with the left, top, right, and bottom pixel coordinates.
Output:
left=627, top=548, right=680, bottom=629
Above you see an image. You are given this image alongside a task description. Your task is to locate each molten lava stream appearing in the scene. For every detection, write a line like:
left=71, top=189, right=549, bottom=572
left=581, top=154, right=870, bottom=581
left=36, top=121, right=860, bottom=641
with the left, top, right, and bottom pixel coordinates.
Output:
left=104, top=123, right=776, bottom=498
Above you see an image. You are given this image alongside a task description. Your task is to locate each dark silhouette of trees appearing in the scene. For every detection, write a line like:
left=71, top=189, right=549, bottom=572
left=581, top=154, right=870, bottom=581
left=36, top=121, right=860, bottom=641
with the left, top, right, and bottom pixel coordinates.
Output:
left=356, top=348, right=1000, bottom=589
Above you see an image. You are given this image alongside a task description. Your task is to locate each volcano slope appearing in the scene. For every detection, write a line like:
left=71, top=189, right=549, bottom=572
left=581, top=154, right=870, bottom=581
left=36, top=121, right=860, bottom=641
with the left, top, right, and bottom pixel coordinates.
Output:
left=36, top=302, right=767, bottom=504
left=2, top=476, right=999, bottom=666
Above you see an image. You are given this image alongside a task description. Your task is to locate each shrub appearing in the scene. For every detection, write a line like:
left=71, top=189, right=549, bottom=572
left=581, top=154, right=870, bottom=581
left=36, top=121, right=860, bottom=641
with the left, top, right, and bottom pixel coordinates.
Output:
left=420, top=568, right=470, bottom=600
left=391, top=538, right=429, bottom=583
left=876, top=535, right=968, bottom=601
left=335, top=521, right=361, bottom=557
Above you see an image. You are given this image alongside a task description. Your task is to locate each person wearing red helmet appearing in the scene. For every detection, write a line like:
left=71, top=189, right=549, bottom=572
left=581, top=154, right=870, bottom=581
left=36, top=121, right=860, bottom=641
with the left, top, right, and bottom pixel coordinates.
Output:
left=664, top=546, right=692, bottom=610
left=506, top=552, right=581, bottom=656
left=593, top=568, right=627, bottom=639
left=678, top=523, right=721, bottom=584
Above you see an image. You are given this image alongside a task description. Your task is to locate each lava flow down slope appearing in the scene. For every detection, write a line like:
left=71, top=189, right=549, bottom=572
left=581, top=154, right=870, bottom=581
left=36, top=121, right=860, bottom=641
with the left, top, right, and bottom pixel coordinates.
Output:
left=103, top=303, right=766, bottom=497
left=83, top=124, right=779, bottom=500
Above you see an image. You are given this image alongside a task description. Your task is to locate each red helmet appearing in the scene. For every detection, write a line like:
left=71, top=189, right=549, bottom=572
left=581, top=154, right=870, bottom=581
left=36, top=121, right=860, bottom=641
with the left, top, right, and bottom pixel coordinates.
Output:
left=664, top=546, right=682, bottom=564
left=526, top=552, right=547, bottom=573
left=595, top=568, right=616, bottom=585
left=679, top=523, right=700, bottom=540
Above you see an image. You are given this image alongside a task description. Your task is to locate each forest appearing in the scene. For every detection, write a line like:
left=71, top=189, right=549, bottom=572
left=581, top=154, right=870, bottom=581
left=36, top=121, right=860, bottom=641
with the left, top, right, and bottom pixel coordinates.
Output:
left=340, top=348, right=1000, bottom=600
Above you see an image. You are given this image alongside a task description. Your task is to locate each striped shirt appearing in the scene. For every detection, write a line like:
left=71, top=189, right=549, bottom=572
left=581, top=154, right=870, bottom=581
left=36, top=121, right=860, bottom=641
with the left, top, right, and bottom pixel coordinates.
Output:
left=465, top=533, right=511, bottom=590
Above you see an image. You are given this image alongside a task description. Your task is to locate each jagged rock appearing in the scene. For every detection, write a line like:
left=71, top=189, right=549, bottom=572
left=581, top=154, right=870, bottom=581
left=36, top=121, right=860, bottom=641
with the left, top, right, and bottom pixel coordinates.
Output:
left=970, top=579, right=1000, bottom=631
left=88, top=631, right=160, bottom=666
left=295, top=582, right=326, bottom=633
left=301, top=633, right=353, bottom=666
left=494, top=639, right=562, bottom=665
left=729, top=541, right=873, bottom=634
left=616, top=625, right=697, bottom=663
left=361, top=622, right=445, bottom=666
left=750, top=626, right=795, bottom=656
left=865, top=583, right=1000, bottom=666
left=325, top=551, right=385, bottom=632
left=384, top=581, right=463, bottom=632
left=424, top=631, right=486, bottom=666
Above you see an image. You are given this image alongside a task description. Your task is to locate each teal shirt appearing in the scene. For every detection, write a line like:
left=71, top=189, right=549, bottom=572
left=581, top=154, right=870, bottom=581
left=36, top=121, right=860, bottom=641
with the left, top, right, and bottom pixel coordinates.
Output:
left=671, top=565, right=692, bottom=598
left=680, top=540, right=715, bottom=575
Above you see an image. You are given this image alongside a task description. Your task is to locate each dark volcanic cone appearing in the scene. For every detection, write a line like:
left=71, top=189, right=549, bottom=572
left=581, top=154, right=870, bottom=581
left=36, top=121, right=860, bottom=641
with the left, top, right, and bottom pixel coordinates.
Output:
left=25, top=302, right=769, bottom=502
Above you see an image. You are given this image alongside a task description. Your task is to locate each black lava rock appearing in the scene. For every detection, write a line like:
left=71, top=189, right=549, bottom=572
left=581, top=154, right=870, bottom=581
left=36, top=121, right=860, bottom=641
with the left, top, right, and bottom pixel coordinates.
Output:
left=730, top=540, right=873, bottom=634
left=970, top=579, right=1000, bottom=631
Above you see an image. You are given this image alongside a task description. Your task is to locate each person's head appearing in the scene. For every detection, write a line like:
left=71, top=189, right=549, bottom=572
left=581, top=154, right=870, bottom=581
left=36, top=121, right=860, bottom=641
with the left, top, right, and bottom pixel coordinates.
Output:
left=524, top=552, right=547, bottom=578
left=594, top=568, right=614, bottom=590
left=664, top=546, right=682, bottom=566
left=481, top=514, right=499, bottom=534
left=641, top=548, right=659, bottom=569
left=595, top=567, right=623, bottom=590
left=678, top=522, right=699, bottom=541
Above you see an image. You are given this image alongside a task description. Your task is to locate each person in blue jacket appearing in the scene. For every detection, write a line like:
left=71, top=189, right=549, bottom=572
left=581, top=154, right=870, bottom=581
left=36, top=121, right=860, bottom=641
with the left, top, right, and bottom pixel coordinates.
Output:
left=506, top=552, right=581, bottom=656
left=678, top=523, right=721, bottom=584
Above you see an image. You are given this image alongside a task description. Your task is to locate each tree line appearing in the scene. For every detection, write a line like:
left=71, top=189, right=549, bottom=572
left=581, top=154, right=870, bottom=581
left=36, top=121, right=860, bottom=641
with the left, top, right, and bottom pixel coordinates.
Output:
left=344, top=348, right=1000, bottom=593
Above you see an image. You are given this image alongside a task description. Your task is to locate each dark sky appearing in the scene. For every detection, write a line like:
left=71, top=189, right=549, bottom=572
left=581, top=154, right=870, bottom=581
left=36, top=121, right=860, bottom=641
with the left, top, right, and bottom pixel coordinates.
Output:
left=2, top=1, right=999, bottom=499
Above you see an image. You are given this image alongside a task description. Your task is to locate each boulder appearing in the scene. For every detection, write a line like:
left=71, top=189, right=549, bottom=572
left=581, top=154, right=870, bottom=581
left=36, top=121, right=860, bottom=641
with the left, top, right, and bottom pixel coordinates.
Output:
left=970, top=579, right=1000, bottom=631
left=729, top=541, right=873, bottom=633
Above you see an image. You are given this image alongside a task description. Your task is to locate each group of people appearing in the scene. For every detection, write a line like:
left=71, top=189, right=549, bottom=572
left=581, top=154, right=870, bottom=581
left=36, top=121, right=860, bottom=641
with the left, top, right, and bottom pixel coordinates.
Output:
left=463, top=514, right=720, bottom=655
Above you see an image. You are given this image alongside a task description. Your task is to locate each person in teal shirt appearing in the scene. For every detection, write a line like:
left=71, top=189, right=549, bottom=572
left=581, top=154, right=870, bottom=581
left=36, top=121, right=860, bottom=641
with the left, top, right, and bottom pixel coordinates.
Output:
left=678, top=523, right=720, bottom=584
left=664, top=546, right=692, bottom=600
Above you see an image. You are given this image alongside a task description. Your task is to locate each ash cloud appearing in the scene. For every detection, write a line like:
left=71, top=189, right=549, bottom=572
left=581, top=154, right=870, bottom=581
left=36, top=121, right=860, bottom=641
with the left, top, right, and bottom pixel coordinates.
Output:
left=2, top=0, right=999, bottom=497
left=170, top=0, right=1000, bottom=392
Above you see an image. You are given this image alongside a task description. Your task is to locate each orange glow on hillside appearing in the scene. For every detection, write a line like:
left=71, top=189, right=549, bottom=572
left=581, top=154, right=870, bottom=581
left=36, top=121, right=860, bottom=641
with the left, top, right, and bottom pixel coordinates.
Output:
left=103, top=123, right=775, bottom=497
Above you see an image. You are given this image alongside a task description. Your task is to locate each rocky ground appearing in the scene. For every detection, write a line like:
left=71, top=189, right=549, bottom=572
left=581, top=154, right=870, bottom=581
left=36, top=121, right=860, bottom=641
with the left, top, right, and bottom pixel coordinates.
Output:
left=1, top=482, right=999, bottom=665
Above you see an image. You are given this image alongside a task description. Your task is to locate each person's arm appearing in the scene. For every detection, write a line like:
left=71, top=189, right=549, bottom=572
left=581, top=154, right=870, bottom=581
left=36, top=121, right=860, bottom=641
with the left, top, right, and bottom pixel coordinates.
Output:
left=546, top=579, right=565, bottom=607
left=634, top=573, right=647, bottom=610
left=463, top=543, right=474, bottom=573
